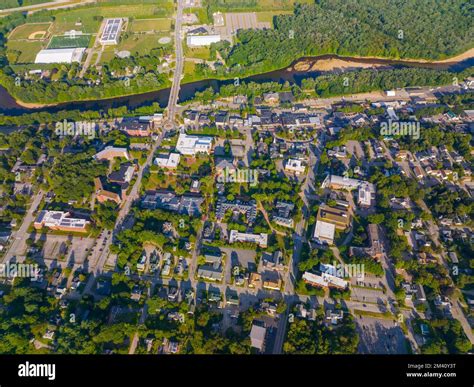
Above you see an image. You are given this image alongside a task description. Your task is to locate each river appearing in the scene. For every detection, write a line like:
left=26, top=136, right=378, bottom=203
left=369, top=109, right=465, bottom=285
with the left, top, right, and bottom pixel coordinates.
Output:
left=0, top=54, right=472, bottom=115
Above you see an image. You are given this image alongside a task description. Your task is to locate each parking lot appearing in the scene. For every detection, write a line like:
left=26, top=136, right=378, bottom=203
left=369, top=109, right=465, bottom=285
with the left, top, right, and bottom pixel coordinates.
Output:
left=220, top=247, right=257, bottom=283
left=356, top=316, right=408, bottom=354
left=34, top=234, right=94, bottom=266
left=216, top=13, right=271, bottom=40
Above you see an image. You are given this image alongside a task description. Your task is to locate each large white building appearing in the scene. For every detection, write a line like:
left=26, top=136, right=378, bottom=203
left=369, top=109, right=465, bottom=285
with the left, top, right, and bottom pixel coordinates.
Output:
left=154, top=153, right=181, bottom=169
left=187, top=34, right=221, bottom=47
left=176, top=133, right=213, bottom=156
left=35, top=48, right=86, bottom=64
left=99, top=18, right=124, bottom=45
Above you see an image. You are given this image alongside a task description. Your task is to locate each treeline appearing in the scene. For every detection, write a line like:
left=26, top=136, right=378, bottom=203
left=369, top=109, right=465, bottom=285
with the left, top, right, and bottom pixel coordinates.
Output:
left=302, top=67, right=472, bottom=98
left=0, top=102, right=163, bottom=127
left=222, top=1, right=474, bottom=77
left=1, top=0, right=48, bottom=9
left=0, top=68, right=170, bottom=104
left=188, top=66, right=473, bottom=103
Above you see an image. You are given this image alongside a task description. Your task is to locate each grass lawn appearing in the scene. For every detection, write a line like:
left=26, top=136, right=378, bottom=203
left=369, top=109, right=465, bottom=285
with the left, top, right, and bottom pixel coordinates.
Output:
left=256, top=10, right=292, bottom=24
left=116, top=34, right=167, bottom=55
left=145, top=171, right=177, bottom=190
left=99, top=49, right=116, bottom=63
left=6, top=40, right=45, bottom=64
left=8, top=22, right=52, bottom=40
left=182, top=61, right=199, bottom=83
left=129, top=18, right=172, bottom=32
left=185, top=46, right=212, bottom=60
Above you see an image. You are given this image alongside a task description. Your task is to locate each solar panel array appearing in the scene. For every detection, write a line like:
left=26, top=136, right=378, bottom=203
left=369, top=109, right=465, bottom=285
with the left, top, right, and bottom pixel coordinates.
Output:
left=100, top=18, right=123, bottom=44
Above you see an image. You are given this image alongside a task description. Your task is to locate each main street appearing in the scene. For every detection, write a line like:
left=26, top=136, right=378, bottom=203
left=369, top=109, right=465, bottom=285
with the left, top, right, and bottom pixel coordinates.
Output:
left=83, top=0, right=186, bottom=294
left=2, top=190, right=44, bottom=263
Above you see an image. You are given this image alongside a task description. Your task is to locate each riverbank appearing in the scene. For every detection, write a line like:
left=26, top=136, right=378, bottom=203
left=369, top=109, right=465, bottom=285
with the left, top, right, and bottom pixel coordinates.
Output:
left=292, top=48, right=474, bottom=72
left=1, top=50, right=473, bottom=113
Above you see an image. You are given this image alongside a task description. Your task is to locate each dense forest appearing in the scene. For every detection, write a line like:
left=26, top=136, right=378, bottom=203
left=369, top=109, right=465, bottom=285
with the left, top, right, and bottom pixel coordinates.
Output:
left=222, top=1, right=474, bottom=77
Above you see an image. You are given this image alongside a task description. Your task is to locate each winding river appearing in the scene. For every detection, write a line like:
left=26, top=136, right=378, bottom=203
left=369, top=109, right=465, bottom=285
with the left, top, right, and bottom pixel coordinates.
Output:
left=0, top=54, right=473, bottom=115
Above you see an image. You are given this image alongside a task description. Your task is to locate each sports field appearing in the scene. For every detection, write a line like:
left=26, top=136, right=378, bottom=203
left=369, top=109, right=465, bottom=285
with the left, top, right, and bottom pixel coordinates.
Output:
left=8, top=23, right=52, bottom=40
left=48, top=35, right=92, bottom=49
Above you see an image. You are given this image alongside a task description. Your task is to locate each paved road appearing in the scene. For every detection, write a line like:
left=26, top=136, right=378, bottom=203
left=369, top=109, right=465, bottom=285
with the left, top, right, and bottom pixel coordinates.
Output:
left=164, top=0, right=184, bottom=127
left=83, top=132, right=165, bottom=294
left=2, top=190, right=44, bottom=263
left=0, top=0, right=95, bottom=14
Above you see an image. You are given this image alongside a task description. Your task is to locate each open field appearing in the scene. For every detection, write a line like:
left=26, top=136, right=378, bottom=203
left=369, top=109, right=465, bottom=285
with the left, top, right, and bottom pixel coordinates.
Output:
left=185, top=46, right=211, bottom=60
left=116, top=33, right=170, bottom=55
left=48, top=34, right=92, bottom=49
left=99, top=32, right=171, bottom=63
left=8, top=23, right=52, bottom=40
left=182, top=61, right=197, bottom=83
left=50, top=3, right=173, bottom=35
left=206, top=0, right=313, bottom=12
left=256, top=10, right=292, bottom=23
left=6, top=40, right=45, bottom=64
left=129, top=18, right=172, bottom=33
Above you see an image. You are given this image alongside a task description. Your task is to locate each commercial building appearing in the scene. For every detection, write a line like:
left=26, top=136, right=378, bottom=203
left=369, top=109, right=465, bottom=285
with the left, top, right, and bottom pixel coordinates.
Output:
left=35, top=48, right=86, bottom=64
left=322, top=174, right=376, bottom=195
left=142, top=191, right=204, bottom=217
left=313, top=220, right=336, bottom=245
left=186, top=34, right=221, bottom=47
left=94, top=147, right=131, bottom=161
left=229, top=230, right=268, bottom=248
left=358, top=183, right=373, bottom=207
left=302, top=271, right=348, bottom=290
left=317, top=204, right=351, bottom=230
left=154, top=153, right=181, bottom=169
left=119, top=119, right=152, bottom=137
left=250, top=324, right=266, bottom=352
left=176, top=133, right=213, bottom=156
left=34, top=211, right=89, bottom=233
left=284, top=159, right=306, bottom=175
